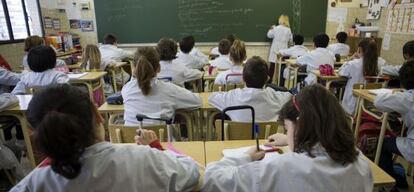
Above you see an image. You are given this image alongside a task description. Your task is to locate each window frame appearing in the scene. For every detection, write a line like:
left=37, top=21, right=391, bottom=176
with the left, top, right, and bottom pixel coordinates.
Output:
left=0, top=0, right=44, bottom=45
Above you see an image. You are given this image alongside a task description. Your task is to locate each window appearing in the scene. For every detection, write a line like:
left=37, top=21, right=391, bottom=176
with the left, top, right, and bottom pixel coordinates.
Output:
left=0, top=0, right=42, bottom=43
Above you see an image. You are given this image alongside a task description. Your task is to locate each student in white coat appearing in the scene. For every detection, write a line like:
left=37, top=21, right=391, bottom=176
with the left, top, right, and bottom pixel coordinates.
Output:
left=209, top=39, right=233, bottom=70
left=297, top=33, right=335, bottom=85
left=375, top=61, right=414, bottom=187
left=267, top=15, right=292, bottom=82
left=381, top=40, right=414, bottom=76
left=214, top=40, right=246, bottom=85
left=202, top=84, right=373, bottom=192
left=0, top=67, right=20, bottom=94
left=210, top=34, right=237, bottom=56
left=12, top=46, right=69, bottom=95
left=327, top=32, right=350, bottom=57
left=122, top=47, right=202, bottom=126
left=279, top=34, right=308, bottom=85
left=11, top=84, right=200, bottom=192
left=339, top=39, right=379, bottom=115
left=209, top=56, right=291, bottom=122
left=99, top=34, right=133, bottom=68
left=175, top=36, right=208, bottom=70
left=156, top=38, right=202, bottom=87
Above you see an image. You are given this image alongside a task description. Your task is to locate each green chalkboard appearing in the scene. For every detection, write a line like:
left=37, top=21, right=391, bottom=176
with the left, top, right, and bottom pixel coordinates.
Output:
left=94, top=0, right=328, bottom=43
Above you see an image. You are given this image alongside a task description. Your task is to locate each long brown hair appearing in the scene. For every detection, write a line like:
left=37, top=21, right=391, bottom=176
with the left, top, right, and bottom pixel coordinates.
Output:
left=133, top=47, right=160, bottom=96
left=358, top=39, right=378, bottom=76
left=229, top=39, right=246, bottom=65
left=24, top=35, right=44, bottom=52
left=279, top=84, right=358, bottom=165
left=81, top=44, right=101, bottom=70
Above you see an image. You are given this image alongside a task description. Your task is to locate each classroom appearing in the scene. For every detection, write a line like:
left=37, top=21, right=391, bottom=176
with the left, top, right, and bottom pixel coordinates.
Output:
left=0, top=0, right=414, bottom=191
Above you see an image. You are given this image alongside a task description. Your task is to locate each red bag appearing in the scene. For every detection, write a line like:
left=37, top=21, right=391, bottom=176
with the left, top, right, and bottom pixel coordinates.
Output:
left=357, top=112, right=396, bottom=160
left=319, top=64, right=334, bottom=76
left=0, top=54, right=12, bottom=71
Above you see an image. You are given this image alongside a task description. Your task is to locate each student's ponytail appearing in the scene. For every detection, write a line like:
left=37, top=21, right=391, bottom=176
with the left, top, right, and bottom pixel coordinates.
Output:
left=133, top=47, right=161, bottom=96
left=229, top=39, right=247, bottom=65
left=359, top=39, right=378, bottom=76
left=27, top=85, right=97, bottom=180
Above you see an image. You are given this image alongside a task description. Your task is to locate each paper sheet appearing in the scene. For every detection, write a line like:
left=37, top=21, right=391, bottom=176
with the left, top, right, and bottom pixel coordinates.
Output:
left=222, top=145, right=282, bottom=162
left=68, top=72, right=88, bottom=79
left=327, top=7, right=348, bottom=22
left=368, top=88, right=393, bottom=95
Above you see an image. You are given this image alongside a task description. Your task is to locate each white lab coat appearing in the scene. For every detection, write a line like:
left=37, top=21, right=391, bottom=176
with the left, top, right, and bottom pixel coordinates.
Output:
left=267, top=25, right=292, bottom=63
left=158, top=60, right=203, bottom=87
left=0, top=93, right=18, bottom=110
left=12, top=69, right=69, bottom=94
left=208, top=87, right=291, bottom=122
left=0, top=67, right=20, bottom=94
left=122, top=78, right=202, bottom=126
left=209, top=54, right=233, bottom=70
left=279, top=45, right=309, bottom=58
left=99, top=44, right=133, bottom=69
left=381, top=65, right=401, bottom=76
left=339, top=58, right=386, bottom=115
left=190, top=48, right=209, bottom=61
left=210, top=47, right=219, bottom=55
left=327, top=43, right=350, bottom=56
left=374, top=90, right=414, bottom=162
left=297, top=48, right=335, bottom=85
left=175, top=51, right=208, bottom=70
left=202, top=146, right=373, bottom=192
left=11, top=142, right=200, bottom=192
left=214, top=65, right=244, bottom=85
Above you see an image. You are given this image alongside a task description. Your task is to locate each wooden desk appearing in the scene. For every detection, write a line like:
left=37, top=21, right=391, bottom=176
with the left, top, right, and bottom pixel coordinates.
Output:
left=310, top=70, right=347, bottom=89
left=69, top=72, right=107, bottom=104
left=56, top=50, right=80, bottom=58
left=67, top=62, right=82, bottom=70
left=353, top=89, right=393, bottom=165
left=204, top=140, right=395, bottom=187
left=107, top=61, right=129, bottom=92
left=0, top=95, right=36, bottom=168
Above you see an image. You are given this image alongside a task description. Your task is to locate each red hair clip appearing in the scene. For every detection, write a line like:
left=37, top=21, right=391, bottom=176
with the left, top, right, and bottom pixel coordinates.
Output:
left=292, top=95, right=300, bottom=112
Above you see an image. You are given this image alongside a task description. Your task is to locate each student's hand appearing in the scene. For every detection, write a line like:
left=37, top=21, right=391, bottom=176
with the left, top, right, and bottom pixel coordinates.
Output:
left=269, top=25, right=275, bottom=30
left=265, top=133, right=288, bottom=147
left=135, top=129, right=158, bottom=145
left=246, top=147, right=265, bottom=161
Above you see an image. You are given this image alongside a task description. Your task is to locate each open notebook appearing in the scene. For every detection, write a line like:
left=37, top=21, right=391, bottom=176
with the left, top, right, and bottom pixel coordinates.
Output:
left=368, top=88, right=393, bottom=95
left=68, top=72, right=88, bottom=79
left=222, top=145, right=282, bottom=162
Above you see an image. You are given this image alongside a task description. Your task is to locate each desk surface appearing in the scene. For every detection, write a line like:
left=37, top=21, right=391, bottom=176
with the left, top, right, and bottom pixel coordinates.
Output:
left=352, top=89, right=376, bottom=102
left=98, top=92, right=214, bottom=113
left=69, top=71, right=107, bottom=82
left=204, top=140, right=395, bottom=187
left=286, top=59, right=346, bottom=66
left=310, top=70, right=347, bottom=81
left=56, top=50, right=80, bottom=57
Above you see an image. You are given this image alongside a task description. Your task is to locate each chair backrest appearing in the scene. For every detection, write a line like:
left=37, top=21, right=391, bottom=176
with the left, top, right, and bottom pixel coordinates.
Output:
left=214, top=120, right=282, bottom=141
left=108, top=114, right=168, bottom=143
left=157, top=77, right=173, bottom=82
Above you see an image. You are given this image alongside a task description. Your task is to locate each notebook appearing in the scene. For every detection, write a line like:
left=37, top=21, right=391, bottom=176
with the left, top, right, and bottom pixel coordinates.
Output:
left=368, top=88, right=393, bottom=95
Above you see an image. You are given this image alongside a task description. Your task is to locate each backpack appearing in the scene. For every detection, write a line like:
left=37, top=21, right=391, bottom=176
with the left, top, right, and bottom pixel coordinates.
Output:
left=319, top=64, right=334, bottom=76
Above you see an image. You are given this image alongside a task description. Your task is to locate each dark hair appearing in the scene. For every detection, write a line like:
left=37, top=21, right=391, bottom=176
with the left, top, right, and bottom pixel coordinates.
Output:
left=243, top=56, right=268, bottom=88
left=218, top=39, right=231, bottom=55
left=229, top=40, right=247, bottom=65
left=27, top=84, right=98, bottom=179
left=358, top=39, right=378, bottom=76
left=156, top=38, right=178, bottom=61
left=399, top=60, right=414, bottom=90
left=133, top=47, right=160, bottom=95
left=336, top=32, right=348, bottom=43
left=24, top=36, right=44, bottom=52
left=293, top=34, right=304, bottom=45
left=313, top=33, right=330, bottom=48
left=28, top=45, right=56, bottom=72
left=225, top=34, right=237, bottom=45
left=103, top=34, right=117, bottom=45
left=279, top=84, right=358, bottom=165
left=403, top=40, right=414, bottom=59
left=179, top=36, right=195, bottom=54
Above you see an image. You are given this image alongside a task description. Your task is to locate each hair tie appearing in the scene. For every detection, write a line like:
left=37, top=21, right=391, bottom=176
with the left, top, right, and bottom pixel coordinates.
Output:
left=292, top=95, right=300, bottom=112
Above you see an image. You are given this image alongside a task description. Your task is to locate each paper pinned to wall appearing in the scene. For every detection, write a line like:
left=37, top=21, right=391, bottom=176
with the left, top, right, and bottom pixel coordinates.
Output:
left=362, top=0, right=369, bottom=7
left=382, top=33, right=391, bottom=50
left=367, top=0, right=382, bottom=19
left=327, top=7, right=348, bottom=22
left=65, top=1, right=82, bottom=20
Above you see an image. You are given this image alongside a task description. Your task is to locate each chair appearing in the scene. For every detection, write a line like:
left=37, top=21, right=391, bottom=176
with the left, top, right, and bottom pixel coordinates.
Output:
left=212, top=73, right=245, bottom=91
left=214, top=120, right=282, bottom=141
left=108, top=114, right=179, bottom=143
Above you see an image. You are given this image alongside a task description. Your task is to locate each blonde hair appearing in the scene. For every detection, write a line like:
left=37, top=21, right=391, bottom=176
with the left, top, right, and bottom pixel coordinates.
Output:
left=24, top=36, right=44, bottom=51
left=278, top=15, right=290, bottom=28
left=229, top=40, right=247, bottom=65
left=82, top=44, right=101, bottom=70
left=133, top=47, right=160, bottom=96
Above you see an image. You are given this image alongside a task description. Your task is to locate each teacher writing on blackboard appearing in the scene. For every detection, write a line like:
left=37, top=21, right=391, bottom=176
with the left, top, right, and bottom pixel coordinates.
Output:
left=267, top=15, right=292, bottom=83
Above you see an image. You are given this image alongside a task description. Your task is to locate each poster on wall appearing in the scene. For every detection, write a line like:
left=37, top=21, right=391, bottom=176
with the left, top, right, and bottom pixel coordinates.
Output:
left=52, top=19, right=61, bottom=30
left=81, top=20, right=94, bottom=32
left=367, top=0, right=382, bottom=19
left=70, top=19, right=81, bottom=29
left=44, top=17, right=53, bottom=29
